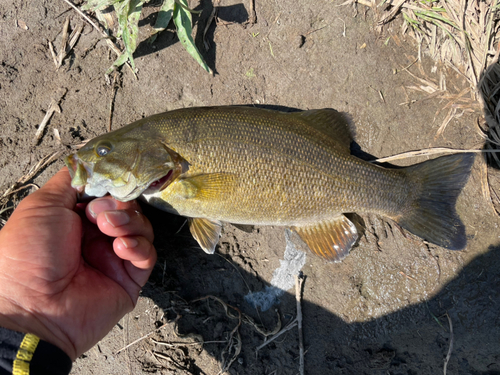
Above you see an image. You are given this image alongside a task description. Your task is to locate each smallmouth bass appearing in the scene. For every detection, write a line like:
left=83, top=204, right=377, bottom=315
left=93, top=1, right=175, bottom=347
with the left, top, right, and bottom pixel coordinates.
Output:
left=66, top=106, right=474, bottom=261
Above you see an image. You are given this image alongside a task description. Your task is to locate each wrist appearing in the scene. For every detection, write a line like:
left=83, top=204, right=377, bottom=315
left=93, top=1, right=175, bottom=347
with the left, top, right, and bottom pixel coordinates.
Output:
left=0, top=297, right=77, bottom=361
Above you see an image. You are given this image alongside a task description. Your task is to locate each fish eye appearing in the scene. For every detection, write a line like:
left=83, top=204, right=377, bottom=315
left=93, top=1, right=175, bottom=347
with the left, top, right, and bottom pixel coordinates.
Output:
left=95, top=142, right=112, bottom=157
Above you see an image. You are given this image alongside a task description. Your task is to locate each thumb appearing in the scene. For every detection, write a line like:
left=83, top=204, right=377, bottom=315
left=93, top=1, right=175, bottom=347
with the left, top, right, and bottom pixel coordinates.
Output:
left=17, top=167, right=77, bottom=212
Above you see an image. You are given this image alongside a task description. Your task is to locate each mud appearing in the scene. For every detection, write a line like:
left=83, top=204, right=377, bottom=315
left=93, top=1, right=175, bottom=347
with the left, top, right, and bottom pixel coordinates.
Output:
left=1, top=0, right=499, bottom=374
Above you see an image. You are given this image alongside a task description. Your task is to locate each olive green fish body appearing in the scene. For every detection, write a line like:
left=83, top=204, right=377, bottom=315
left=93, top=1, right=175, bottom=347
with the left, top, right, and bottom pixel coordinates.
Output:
left=141, top=107, right=409, bottom=223
left=67, top=106, right=474, bottom=261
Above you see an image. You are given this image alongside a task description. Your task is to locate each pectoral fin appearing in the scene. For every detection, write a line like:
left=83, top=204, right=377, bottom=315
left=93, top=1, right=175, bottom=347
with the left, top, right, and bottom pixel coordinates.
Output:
left=188, top=218, right=222, bottom=254
left=180, top=173, right=237, bottom=200
left=292, top=215, right=358, bottom=262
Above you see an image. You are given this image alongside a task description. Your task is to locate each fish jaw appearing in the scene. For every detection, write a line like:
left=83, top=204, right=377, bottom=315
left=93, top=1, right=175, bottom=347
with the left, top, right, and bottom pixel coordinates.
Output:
left=65, top=153, right=93, bottom=194
left=65, top=153, right=178, bottom=201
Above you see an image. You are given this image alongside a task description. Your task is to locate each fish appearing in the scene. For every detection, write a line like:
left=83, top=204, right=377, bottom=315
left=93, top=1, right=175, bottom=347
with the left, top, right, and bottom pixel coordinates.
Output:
left=65, top=106, right=475, bottom=262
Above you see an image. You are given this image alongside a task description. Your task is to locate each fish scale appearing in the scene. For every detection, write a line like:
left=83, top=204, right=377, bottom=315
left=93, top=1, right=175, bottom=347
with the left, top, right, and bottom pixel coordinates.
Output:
left=151, top=108, right=408, bottom=220
left=66, top=106, right=474, bottom=262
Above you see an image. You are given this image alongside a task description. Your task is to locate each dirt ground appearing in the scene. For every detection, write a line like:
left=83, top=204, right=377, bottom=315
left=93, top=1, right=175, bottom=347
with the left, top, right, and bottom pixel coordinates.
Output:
left=1, top=0, right=500, bottom=374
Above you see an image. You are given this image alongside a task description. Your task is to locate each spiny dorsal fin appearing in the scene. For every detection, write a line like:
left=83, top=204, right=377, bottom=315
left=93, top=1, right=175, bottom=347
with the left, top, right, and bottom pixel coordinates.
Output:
left=179, top=173, right=237, bottom=200
left=294, top=109, right=353, bottom=152
left=292, top=215, right=358, bottom=262
left=188, top=218, right=222, bottom=254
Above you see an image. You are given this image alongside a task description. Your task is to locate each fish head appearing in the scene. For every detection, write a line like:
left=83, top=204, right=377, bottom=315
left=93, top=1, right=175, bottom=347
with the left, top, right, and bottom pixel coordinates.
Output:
left=65, top=131, right=181, bottom=201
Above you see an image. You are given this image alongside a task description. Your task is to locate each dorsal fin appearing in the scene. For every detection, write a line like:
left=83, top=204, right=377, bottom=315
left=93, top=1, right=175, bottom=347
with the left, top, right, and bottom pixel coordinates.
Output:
left=294, top=109, right=353, bottom=153
left=292, top=215, right=358, bottom=262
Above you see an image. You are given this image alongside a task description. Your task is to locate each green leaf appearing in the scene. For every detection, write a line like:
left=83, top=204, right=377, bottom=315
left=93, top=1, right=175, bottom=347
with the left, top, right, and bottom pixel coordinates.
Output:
left=414, top=10, right=458, bottom=29
left=173, top=1, right=212, bottom=74
left=149, top=0, right=175, bottom=42
left=82, top=0, right=119, bottom=11
left=106, top=51, right=129, bottom=75
left=114, top=0, right=143, bottom=71
left=403, top=12, right=421, bottom=26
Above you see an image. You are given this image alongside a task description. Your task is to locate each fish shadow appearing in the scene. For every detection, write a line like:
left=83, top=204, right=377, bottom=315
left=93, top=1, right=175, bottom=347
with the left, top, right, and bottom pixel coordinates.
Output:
left=138, top=203, right=500, bottom=375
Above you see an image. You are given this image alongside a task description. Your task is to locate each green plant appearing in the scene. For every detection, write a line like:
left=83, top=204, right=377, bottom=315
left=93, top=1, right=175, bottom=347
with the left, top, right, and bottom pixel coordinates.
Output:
left=82, top=0, right=212, bottom=74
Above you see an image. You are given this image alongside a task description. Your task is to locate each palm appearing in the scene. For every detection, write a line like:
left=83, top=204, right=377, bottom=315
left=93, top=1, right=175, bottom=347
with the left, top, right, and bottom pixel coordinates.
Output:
left=0, top=169, right=156, bottom=359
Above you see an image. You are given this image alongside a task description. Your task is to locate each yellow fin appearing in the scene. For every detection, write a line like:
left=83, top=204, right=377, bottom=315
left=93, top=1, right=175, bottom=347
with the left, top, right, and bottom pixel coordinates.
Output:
left=180, top=173, right=237, bottom=200
left=188, top=218, right=222, bottom=254
left=292, top=215, right=358, bottom=262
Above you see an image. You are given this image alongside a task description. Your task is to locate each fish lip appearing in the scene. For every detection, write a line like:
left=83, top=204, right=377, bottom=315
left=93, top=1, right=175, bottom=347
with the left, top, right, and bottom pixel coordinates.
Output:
left=65, top=153, right=94, bottom=191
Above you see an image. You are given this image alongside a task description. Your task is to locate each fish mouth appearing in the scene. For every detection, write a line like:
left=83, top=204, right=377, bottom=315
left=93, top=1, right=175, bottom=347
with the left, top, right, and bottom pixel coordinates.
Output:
left=65, top=153, right=176, bottom=200
left=65, top=153, right=93, bottom=193
left=144, top=169, right=174, bottom=193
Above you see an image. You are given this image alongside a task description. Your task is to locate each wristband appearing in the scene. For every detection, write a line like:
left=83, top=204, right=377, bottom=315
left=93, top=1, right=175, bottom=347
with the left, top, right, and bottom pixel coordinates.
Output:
left=0, top=327, right=72, bottom=375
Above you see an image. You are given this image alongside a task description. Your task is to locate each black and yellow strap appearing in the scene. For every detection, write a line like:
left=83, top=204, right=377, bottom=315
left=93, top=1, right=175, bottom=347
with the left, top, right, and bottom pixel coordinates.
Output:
left=12, top=333, right=39, bottom=375
left=0, top=327, right=72, bottom=375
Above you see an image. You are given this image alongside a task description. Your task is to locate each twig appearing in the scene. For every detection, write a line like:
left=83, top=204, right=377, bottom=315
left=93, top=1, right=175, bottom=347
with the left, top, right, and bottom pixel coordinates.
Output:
left=152, top=351, right=190, bottom=371
left=377, top=0, right=406, bottom=26
left=256, top=272, right=306, bottom=361
left=34, top=88, right=67, bottom=144
left=255, top=318, right=297, bottom=350
left=295, top=273, right=305, bottom=375
left=151, top=338, right=226, bottom=347
left=61, top=0, right=102, bottom=35
left=1, top=184, right=39, bottom=198
left=108, top=72, right=119, bottom=132
left=203, top=2, right=218, bottom=50
left=443, top=313, right=454, bottom=375
left=248, top=0, right=256, bottom=25
left=371, top=147, right=499, bottom=164
left=60, top=0, right=137, bottom=79
left=50, top=16, right=84, bottom=71
left=115, top=323, right=168, bottom=354
left=1, top=151, right=64, bottom=200
left=191, top=296, right=242, bottom=374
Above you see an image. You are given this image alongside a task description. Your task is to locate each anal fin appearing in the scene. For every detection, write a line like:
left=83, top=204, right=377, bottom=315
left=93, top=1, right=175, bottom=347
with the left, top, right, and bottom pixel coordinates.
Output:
left=292, top=215, right=358, bottom=262
left=188, top=218, right=222, bottom=254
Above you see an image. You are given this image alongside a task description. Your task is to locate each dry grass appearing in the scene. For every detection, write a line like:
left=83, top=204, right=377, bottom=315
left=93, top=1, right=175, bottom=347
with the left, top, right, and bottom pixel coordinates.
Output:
left=375, top=0, right=500, bottom=98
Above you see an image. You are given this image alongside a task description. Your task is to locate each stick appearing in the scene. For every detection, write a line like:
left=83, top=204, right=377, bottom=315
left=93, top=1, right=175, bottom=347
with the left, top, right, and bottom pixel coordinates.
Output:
left=60, top=0, right=137, bottom=78
left=443, top=313, right=454, bottom=375
left=295, top=273, right=305, bottom=375
left=371, top=147, right=500, bottom=164
left=108, top=73, right=119, bottom=132
left=151, top=338, right=226, bottom=347
left=34, top=88, right=67, bottom=143
left=248, top=0, right=256, bottom=24
left=115, top=323, right=168, bottom=354
left=256, top=272, right=306, bottom=365
left=255, top=319, right=297, bottom=350
left=203, top=0, right=219, bottom=51
left=1, top=151, right=64, bottom=200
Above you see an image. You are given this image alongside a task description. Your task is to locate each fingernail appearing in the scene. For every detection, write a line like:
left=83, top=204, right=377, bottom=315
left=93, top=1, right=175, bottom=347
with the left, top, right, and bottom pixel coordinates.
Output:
left=119, top=237, right=138, bottom=249
left=88, top=199, right=117, bottom=218
left=104, top=211, right=130, bottom=227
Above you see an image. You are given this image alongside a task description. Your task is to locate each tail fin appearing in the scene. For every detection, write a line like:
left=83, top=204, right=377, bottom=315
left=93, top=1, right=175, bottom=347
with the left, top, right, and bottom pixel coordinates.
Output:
left=396, top=153, right=475, bottom=250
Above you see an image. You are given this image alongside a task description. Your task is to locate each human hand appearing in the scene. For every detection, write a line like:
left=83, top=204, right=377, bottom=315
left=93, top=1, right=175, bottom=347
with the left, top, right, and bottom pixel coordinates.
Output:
left=0, top=167, right=157, bottom=360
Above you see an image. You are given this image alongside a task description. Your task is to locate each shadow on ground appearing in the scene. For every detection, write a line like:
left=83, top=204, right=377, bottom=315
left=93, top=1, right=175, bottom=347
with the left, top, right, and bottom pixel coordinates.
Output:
left=138, top=203, right=500, bottom=375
